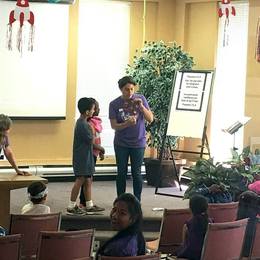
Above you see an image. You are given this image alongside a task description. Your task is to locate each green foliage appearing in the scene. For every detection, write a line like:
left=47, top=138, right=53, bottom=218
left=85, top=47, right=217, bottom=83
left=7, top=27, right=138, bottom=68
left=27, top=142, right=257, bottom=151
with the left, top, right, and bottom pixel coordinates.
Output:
left=126, top=41, right=194, bottom=159
left=183, top=151, right=260, bottom=200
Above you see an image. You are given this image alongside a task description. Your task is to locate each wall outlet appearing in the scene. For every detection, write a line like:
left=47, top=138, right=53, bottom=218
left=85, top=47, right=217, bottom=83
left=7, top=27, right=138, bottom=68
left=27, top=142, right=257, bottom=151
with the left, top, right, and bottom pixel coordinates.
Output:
left=93, top=240, right=100, bottom=252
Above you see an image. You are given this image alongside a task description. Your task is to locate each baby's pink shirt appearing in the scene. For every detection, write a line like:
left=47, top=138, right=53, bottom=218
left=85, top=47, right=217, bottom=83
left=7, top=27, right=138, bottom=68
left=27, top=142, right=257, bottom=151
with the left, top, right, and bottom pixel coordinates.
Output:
left=248, top=180, right=260, bottom=195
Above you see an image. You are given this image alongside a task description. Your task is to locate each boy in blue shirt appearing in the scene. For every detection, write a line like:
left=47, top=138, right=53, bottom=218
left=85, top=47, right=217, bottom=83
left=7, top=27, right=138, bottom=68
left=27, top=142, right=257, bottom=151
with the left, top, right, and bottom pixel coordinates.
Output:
left=67, top=97, right=104, bottom=215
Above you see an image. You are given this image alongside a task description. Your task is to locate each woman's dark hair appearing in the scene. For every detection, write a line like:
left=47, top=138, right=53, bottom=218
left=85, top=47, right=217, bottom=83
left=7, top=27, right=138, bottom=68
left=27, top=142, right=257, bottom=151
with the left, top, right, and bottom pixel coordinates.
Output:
left=77, top=97, right=95, bottom=114
left=28, top=181, right=47, bottom=204
left=96, top=193, right=145, bottom=258
left=118, top=76, right=136, bottom=89
left=189, top=195, right=209, bottom=235
left=237, top=191, right=260, bottom=220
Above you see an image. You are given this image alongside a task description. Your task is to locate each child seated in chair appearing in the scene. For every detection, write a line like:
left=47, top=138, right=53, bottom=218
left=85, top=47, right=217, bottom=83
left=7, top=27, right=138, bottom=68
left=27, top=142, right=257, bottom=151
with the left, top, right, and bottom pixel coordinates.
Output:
left=236, top=190, right=260, bottom=257
left=177, top=195, right=212, bottom=260
left=21, top=181, right=50, bottom=214
left=96, top=193, right=146, bottom=258
left=193, top=183, right=233, bottom=203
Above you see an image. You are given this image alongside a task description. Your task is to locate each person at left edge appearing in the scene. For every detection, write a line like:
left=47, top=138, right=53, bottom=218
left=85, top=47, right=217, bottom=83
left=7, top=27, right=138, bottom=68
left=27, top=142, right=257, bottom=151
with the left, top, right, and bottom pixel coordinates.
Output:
left=0, top=114, right=31, bottom=176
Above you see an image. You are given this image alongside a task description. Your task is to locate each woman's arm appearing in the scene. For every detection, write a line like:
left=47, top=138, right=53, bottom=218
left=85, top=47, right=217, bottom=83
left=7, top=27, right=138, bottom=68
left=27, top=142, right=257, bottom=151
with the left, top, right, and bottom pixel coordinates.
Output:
left=140, top=105, right=153, bottom=123
left=134, top=98, right=153, bottom=123
left=4, top=146, right=30, bottom=176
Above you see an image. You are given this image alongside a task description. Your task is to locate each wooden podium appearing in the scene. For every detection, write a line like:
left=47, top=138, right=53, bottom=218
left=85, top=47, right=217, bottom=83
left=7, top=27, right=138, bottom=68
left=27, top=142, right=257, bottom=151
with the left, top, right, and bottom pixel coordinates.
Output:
left=0, top=173, right=47, bottom=229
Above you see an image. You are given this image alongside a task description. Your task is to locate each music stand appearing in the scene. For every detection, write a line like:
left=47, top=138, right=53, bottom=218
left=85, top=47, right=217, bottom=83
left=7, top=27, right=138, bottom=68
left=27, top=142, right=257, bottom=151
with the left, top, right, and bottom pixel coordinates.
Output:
left=223, top=117, right=251, bottom=151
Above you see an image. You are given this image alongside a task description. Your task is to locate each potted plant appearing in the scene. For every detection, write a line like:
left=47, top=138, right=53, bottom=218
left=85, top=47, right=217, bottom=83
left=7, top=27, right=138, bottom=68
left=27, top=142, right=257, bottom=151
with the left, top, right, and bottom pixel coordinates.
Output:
left=126, top=41, right=194, bottom=186
left=183, top=147, right=259, bottom=201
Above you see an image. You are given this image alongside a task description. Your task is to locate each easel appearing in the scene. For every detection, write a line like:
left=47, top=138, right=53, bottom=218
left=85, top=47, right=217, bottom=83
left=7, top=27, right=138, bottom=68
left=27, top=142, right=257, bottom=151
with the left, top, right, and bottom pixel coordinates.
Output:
left=154, top=70, right=215, bottom=198
left=154, top=124, right=182, bottom=196
left=155, top=124, right=211, bottom=198
left=172, top=125, right=211, bottom=158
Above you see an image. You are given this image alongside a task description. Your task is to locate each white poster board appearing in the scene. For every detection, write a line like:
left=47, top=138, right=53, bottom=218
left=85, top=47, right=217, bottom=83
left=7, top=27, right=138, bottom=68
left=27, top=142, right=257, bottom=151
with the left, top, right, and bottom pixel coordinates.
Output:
left=167, top=70, right=214, bottom=138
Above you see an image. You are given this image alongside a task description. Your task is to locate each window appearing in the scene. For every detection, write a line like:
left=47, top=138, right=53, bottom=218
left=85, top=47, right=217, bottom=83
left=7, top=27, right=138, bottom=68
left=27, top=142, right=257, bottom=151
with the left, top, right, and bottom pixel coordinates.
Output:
left=210, top=1, right=249, bottom=161
left=76, top=0, right=130, bottom=155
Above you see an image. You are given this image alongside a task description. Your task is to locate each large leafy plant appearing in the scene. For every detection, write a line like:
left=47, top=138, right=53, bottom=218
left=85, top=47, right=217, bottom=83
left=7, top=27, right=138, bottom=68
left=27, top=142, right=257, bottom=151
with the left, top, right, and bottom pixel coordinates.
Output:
left=126, top=41, right=194, bottom=159
left=183, top=148, right=260, bottom=200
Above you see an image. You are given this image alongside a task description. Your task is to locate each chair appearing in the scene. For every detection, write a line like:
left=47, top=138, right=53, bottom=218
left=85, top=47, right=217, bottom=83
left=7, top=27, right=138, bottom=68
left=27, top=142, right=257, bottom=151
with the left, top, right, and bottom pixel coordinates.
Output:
left=208, top=202, right=238, bottom=223
left=99, top=254, right=160, bottom=260
left=0, top=234, right=22, bottom=260
left=249, top=218, right=260, bottom=259
left=200, top=218, right=248, bottom=260
left=10, top=213, right=61, bottom=259
left=146, top=208, right=192, bottom=255
left=36, top=229, right=95, bottom=260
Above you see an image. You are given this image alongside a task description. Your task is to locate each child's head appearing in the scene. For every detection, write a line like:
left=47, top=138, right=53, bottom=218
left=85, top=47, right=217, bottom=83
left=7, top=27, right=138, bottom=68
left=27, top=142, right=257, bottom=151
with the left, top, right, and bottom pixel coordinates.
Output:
left=0, top=114, right=12, bottom=137
left=237, top=190, right=260, bottom=220
left=90, top=98, right=100, bottom=117
left=110, top=193, right=143, bottom=232
left=189, top=194, right=208, bottom=216
left=254, top=173, right=260, bottom=181
left=77, top=97, right=95, bottom=118
left=27, top=181, right=48, bottom=204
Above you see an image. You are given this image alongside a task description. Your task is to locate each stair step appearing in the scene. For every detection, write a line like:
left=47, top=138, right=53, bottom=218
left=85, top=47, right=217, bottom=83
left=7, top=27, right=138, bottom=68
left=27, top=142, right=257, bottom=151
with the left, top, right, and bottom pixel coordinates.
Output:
left=61, top=214, right=161, bottom=233
left=94, top=230, right=159, bottom=243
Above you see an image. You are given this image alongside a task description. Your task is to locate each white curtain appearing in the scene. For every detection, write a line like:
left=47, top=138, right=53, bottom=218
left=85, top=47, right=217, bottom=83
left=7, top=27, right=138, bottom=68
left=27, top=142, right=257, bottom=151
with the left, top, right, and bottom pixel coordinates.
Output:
left=76, top=0, right=130, bottom=155
left=210, top=1, right=249, bottom=162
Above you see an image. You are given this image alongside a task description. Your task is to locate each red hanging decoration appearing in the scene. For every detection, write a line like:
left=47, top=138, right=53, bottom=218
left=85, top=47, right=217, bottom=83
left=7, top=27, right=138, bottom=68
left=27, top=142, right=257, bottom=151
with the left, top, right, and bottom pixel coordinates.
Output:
left=218, top=0, right=236, bottom=47
left=6, top=0, right=35, bottom=53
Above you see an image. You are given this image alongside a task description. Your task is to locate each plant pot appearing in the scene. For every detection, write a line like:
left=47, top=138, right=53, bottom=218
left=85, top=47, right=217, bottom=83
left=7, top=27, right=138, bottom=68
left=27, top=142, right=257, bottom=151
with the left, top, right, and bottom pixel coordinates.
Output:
left=144, top=158, right=180, bottom=187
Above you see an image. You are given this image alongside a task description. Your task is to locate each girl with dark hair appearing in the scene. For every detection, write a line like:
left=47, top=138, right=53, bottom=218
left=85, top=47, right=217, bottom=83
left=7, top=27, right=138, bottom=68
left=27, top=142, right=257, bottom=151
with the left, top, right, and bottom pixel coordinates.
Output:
left=96, top=193, right=146, bottom=258
left=236, top=191, right=260, bottom=257
left=177, top=195, right=211, bottom=260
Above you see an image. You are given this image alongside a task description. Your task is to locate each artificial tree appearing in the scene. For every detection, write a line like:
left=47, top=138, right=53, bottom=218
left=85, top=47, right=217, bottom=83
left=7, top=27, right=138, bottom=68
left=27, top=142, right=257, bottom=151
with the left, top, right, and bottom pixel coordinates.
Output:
left=126, top=41, right=194, bottom=186
left=126, top=41, right=194, bottom=159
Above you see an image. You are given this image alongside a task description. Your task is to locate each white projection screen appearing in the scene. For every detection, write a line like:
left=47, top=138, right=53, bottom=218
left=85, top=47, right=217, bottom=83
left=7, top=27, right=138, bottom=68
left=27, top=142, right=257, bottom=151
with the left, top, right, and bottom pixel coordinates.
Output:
left=0, top=2, right=69, bottom=119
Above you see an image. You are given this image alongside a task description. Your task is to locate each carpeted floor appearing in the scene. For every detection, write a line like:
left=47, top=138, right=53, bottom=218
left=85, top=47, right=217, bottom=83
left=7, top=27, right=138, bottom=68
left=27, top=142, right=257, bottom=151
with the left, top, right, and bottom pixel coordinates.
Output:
left=11, top=179, right=189, bottom=218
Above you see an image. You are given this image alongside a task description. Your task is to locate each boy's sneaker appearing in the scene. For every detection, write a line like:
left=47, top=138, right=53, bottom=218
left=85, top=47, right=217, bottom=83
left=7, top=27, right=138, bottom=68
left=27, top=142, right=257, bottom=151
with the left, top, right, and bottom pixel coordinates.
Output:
left=66, top=205, right=85, bottom=215
left=86, top=205, right=105, bottom=212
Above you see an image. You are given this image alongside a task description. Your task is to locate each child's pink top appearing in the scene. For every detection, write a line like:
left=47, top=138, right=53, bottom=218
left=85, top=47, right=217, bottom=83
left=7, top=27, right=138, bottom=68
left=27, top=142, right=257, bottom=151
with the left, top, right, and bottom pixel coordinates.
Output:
left=89, top=116, right=102, bottom=157
left=248, top=180, right=260, bottom=195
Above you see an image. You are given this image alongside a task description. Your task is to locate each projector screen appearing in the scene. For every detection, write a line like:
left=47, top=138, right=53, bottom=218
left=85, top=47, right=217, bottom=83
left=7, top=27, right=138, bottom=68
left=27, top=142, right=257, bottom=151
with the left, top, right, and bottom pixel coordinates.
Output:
left=0, top=2, right=69, bottom=119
